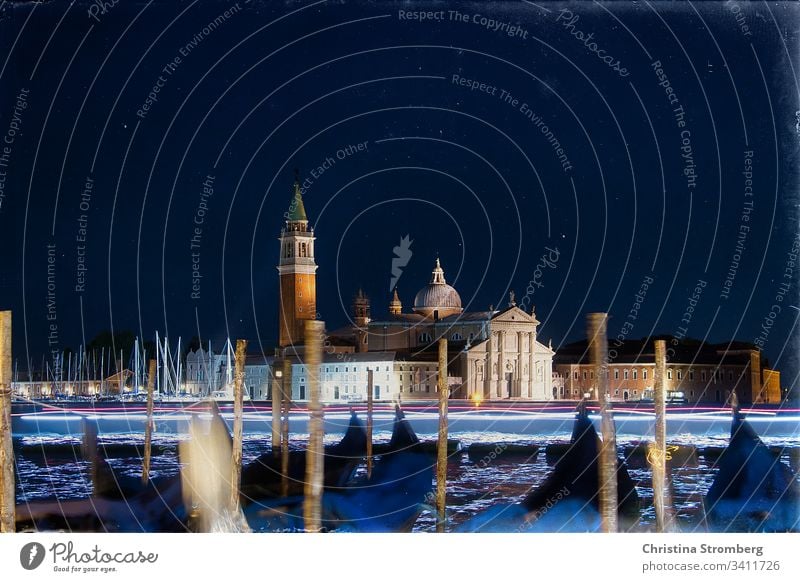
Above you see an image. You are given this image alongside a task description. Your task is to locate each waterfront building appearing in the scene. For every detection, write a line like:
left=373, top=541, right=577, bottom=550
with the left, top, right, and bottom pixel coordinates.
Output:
left=553, top=337, right=782, bottom=404
left=273, top=178, right=555, bottom=402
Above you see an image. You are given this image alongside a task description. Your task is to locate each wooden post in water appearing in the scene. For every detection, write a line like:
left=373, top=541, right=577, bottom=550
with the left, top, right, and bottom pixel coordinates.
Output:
left=649, top=339, right=672, bottom=532
left=0, top=311, right=14, bottom=532
left=587, top=313, right=617, bottom=533
left=142, top=359, right=157, bottom=484
left=82, top=418, right=100, bottom=493
left=303, top=320, right=325, bottom=532
left=280, top=358, right=291, bottom=497
left=436, top=338, right=448, bottom=533
left=366, top=368, right=374, bottom=479
left=271, top=364, right=282, bottom=456
left=229, top=339, right=247, bottom=511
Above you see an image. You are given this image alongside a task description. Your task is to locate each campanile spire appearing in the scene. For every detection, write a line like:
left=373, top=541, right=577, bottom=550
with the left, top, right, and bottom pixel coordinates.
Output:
left=277, top=175, right=317, bottom=347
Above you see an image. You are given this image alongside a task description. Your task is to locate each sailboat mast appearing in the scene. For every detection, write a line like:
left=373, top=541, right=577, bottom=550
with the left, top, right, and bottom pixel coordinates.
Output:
left=176, top=337, right=182, bottom=395
left=155, top=331, right=161, bottom=395
left=134, top=338, right=140, bottom=395
left=207, top=340, right=212, bottom=396
left=226, top=338, right=233, bottom=389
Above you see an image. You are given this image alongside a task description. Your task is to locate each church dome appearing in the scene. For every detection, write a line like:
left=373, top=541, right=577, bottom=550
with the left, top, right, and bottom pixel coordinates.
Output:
left=413, top=258, right=463, bottom=318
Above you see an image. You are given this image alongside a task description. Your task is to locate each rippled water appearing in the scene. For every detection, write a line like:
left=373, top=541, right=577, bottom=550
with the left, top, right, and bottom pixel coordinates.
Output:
left=14, top=429, right=800, bottom=532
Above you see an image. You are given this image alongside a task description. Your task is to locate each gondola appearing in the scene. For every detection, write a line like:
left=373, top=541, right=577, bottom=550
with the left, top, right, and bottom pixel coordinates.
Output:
left=704, top=401, right=800, bottom=532
left=15, top=419, right=189, bottom=532
left=15, top=474, right=187, bottom=532
left=244, top=405, right=434, bottom=532
left=456, top=400, right=639, bottom=532
left=239, top=409, right=368, bottom=501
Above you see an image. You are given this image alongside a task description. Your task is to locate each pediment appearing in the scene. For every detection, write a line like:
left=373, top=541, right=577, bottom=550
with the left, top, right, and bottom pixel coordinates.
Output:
left=490, top=305, right=538, bottom=325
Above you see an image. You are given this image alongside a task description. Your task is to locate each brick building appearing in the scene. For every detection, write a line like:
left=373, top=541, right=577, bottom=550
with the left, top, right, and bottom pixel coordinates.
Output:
left=553, top=337, right=782, bottom=404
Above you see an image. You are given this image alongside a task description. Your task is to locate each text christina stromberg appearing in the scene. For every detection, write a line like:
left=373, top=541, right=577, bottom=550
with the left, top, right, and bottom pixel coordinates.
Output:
left=642, top=543, right=764, bottom=558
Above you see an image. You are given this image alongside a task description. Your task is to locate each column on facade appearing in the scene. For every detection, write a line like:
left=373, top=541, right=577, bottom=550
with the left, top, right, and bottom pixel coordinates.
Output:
left=497, top=330, right=506, bottom=398
left=544, top=358, right=553, bottom=400
left=516, top=331, right=524, bottom=399
left=528, top=332, right=536, bottom=398
left=484, top=331, right=493, bottom=399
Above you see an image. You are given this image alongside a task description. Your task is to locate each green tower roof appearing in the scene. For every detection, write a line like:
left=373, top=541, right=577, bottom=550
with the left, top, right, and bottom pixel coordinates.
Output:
left=287, top=181, right=307, bottom=222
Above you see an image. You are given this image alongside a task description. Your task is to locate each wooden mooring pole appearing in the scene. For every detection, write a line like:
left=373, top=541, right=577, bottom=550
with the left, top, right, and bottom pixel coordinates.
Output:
left=280, top=358, right=291, bottom=497
left=272, top=363, right=282, bottom=456
left=82, top=418, right=100, bottom=490
left=303, top=321, right=325, bottom=532
left=142, top=358, right=157, bottom=484
left=0, top=310, right=14, bottom=532
left=366, top=368, right=374, bottom=479
left=229, top=339, right=247, bottom=511
left=649, top=339, right=673, bottom=532
left=436, top=338, right=448, bottom=533
left=587, top=313, right=617, bottom=533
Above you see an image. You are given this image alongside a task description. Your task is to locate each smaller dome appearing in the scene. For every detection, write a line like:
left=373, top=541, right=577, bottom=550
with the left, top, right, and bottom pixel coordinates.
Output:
left=413, top=259, right=463, bottom=318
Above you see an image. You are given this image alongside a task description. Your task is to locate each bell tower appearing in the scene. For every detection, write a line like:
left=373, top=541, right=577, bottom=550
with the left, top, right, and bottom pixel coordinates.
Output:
left=277, top=177, right=317, bottom=347
left=352, top=288, right=370, bottom=353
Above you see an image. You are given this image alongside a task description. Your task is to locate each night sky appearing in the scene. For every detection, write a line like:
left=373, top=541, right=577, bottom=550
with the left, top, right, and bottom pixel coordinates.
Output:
left=0, top=1, right=798, bottom=390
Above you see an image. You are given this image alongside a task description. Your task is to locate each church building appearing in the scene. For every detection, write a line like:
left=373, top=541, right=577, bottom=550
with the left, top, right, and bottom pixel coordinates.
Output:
left=273, top=177, right=555, bottom=402
left=330, top=259, right=555, bottom=400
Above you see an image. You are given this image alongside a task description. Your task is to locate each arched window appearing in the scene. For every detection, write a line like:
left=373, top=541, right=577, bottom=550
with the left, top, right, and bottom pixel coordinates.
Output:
left=452, top=332, right=463, bottom=341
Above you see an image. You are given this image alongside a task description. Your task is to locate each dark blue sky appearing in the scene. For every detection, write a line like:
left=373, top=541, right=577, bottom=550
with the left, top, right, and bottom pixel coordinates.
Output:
left=0, top=1, right=798, bottom=388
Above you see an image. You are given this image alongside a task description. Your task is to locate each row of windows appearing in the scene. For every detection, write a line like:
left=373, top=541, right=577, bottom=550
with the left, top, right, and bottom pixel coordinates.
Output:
left=301, top=365, right=392, bottom=373
left=560, top=386, right=641, bottom=396
left=419, top=332, right=475, bottom=343
left=283, top=241, right=312, bottom=258
left=560, top=388, right=719, bottom=400
left=573, top=367, right=740, bottom=383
